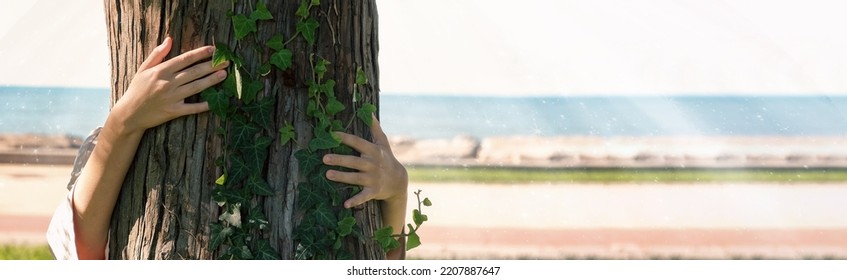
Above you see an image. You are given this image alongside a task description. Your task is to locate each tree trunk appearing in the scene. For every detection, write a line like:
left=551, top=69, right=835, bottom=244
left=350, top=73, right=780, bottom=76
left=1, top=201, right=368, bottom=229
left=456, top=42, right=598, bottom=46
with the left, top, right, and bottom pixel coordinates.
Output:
left=103, top=0, right=382, bottom=259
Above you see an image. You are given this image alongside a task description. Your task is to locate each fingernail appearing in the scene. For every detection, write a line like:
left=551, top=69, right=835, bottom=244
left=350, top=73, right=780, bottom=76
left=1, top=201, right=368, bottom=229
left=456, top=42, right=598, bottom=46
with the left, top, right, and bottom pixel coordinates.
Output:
left=326, top=170, right=335, bottom=178
left=217, top=70, right=227, bottom=78
left=323, top=155, right=331, bottom=163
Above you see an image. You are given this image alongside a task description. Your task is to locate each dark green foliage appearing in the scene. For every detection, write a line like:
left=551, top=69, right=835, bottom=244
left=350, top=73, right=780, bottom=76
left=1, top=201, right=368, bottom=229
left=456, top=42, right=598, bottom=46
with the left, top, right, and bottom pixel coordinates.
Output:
left=201, top=0, right=429, bottom=260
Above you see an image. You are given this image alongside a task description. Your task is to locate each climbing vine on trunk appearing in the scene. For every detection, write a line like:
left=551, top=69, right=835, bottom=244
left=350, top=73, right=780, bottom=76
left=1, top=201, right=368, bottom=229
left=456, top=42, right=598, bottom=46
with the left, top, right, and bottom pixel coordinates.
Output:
left=200, top=0, right=430, bottom=260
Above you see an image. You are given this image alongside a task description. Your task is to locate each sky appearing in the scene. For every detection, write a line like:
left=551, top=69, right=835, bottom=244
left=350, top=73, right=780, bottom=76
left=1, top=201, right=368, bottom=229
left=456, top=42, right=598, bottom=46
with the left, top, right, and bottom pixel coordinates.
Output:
left=1, top=0, right=847, bottom=96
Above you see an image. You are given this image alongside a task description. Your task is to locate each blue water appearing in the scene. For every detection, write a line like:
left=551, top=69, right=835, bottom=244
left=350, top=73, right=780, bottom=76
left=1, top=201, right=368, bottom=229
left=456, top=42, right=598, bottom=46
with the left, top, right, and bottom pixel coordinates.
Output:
left=381, top=95, right=847, bottom=139
left=0, top=87, right=110, bottom=138
left=2, top=86, right=847, bottom=139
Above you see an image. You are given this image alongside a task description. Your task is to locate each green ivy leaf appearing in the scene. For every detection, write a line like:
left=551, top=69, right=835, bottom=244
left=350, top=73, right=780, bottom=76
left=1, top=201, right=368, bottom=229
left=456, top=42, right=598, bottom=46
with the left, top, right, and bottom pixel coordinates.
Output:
left=228, top=154, right=250, bottom=185
left=296, top=211, right=316, bottom=236
left=374, top=226, right=399, bottom=251
left=212, top=189, right=226, bottom=207
left=214, top=185, right=248, bottom=206
left=325, top=97, right=345, bottom=117
left=322, top=79, right=336, bottom=99
left=311, top=0, right=320, bottom=5
left=259, top=62, right=271, bottom=76
left=315, top=114, right=331, bottom=136
left=222, top=68, right=237, bottom=97
left=295, top=0, right=310, bottom=18
left=309, top=129, right=341, bottom=151
left=229, top=116, right=260, bottom=149
left=209, top=223, right=233, bottom=251
left=250, top=0, right=273, bottom=21
left=244, top=97, right=274, bottom=129
left=215, top=174, right=226, bottom=186
left=232, top=14, right=257, bottom=40
left=295, top=230, right=317, bottom=259
left=230, top=245, right=254, bottom=260
left=296, top=182, right=321, bottom=211
left=296, top=18, right=319, bottom=46
left=307, top=81, right=320, bottom=99
left=294, top=149, right=322, bottom=177
left=266, top=34, right=285, bottom=51
left=331, top=119, right=343, bottom=132
left=311, top=169, right=335, bottom=193
left=406, top=226, right=421, bottom=250
left=247, top=84, right=266, bottom=105
left=412, top=209, right=428, bottom=227
left=241, top=79, right=263, bottom=105
left=270, top=48, right=293, bottom=70
left=332, top=237, right=343, bottom=250
left=279, top=122, right=295, bottom=146
left=337, top=216, right=356, bottom=237
left=356, top=66, right=368, bottom=85
left=243, top=136, right=271, bottom=172
left=256, top=239, right=280, bottom=260
left=247, top=205, right=269, bottom=230
left=215, top=43, right=243, bottom=66
left=332, top=144, right=353, bottom=156
left=315, top=58, right=329, bottom=81
left=211, top=45, right=231, bottom=68
left=246, top=174, right=274, bottom=196
left=313, top=202, right=337, bottom=228
left=423, top=197, right=432, bottom=207
left=201, top=88, right=229, bottom=118
left=357, top=103, right=377, bottom=127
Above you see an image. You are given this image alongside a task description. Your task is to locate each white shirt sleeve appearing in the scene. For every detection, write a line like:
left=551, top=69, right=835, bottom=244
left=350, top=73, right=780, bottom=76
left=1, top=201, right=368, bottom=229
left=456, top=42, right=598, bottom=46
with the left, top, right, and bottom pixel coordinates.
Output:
left=45, top=127, right=104, bottom=260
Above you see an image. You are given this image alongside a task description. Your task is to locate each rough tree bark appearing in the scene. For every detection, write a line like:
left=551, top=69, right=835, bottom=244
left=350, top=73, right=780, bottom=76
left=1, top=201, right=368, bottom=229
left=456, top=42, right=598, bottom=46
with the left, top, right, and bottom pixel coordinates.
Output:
left=103, top=0, right=382, bottom=259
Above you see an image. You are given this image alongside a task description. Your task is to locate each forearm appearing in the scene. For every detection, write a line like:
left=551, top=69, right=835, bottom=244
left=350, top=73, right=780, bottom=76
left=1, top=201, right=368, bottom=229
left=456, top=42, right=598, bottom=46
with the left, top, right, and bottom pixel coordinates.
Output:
left=71, top=113, right=143, bottom=259
left=382, top=192, right=408, bottom=259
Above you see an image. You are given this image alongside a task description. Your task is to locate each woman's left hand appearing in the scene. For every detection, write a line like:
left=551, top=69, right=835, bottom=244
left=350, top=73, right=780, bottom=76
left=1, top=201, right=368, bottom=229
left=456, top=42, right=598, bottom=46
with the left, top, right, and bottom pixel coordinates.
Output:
left=322, top=116, right=408, bottom=208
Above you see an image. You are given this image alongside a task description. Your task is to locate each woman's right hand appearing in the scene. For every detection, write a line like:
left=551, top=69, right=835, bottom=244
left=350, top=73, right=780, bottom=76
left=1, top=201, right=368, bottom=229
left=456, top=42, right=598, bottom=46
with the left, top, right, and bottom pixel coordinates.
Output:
left=111, top=36, right=228, bottom=135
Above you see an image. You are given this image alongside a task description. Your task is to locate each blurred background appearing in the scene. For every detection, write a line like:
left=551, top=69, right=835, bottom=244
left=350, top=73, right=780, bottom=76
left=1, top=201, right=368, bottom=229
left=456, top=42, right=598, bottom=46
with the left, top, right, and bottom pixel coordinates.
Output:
left=1, top=0, right=847, bottom=259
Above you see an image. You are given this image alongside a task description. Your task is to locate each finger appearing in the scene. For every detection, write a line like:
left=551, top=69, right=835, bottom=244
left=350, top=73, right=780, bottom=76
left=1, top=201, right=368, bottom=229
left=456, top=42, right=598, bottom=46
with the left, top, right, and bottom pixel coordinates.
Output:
left=335, top=132, right=379, bottom=156
left=159, top=45, right=215, bottom=73
left=344, top=189, right=375, bottom=209
left=175, top=69, right=227, bottom=99
left=326, top=170, right=371, bottom=187
left=138, top=37, right=172, bottom=71
left=177, top=101, right=210, bottom=116
left=323, top=154, right=375, bottom=172
left=173, top=59, right=229, bottom=85
left=370, top=113, right=391, bottom=148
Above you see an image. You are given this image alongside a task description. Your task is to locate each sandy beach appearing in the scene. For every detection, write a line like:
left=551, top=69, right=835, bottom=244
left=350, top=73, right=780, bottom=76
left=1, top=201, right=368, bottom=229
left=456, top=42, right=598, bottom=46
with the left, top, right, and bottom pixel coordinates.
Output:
left=2, top=133, right=847, bottom=259
left=2, top=162, right=846, bottom=259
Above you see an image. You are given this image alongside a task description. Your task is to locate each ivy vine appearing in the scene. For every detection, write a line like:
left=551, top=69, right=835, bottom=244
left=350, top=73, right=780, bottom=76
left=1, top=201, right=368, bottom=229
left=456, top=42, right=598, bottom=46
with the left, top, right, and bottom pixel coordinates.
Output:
left=200, top=0, right=430, bottom=260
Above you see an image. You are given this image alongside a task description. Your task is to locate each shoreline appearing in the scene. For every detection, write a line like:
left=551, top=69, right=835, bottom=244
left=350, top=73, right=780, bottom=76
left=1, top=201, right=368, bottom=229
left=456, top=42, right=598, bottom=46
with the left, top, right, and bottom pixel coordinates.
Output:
left=3, top=133, right=847, bottom=168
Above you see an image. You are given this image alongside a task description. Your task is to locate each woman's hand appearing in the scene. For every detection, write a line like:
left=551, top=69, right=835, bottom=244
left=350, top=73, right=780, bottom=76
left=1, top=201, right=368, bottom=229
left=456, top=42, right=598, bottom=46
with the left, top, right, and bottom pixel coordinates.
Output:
left=322, top=115, right=409, bottom=259
left=71, top=37, right=228, bottom=259
left=322, top=116, right=409, bottom=208
left=111, top=36, right=228, bottom=135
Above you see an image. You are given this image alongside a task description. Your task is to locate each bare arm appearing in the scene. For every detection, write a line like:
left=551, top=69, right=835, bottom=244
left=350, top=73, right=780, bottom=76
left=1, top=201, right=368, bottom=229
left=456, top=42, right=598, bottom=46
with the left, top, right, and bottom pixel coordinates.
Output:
left=323, top=116, right=409, bottom=259
left=72, top=37, right=228, bottom=259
